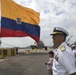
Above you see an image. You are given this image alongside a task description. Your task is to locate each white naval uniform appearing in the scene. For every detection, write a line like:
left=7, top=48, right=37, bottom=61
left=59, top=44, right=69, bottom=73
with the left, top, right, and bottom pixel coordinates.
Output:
left=52, top=42, right=76, bottom=75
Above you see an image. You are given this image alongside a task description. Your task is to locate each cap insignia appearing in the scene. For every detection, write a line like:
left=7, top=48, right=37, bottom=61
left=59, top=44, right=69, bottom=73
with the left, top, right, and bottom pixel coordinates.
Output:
left=60, top=46, right=66, bottom=52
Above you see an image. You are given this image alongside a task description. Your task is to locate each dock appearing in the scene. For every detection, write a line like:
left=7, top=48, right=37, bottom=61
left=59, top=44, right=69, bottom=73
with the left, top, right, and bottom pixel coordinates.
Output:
left=0, top=49, right=50, bottom=75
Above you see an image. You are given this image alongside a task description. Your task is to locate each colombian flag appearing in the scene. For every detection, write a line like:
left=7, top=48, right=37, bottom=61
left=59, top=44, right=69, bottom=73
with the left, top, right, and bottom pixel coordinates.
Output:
left=0, top=0, right=40, bottom=42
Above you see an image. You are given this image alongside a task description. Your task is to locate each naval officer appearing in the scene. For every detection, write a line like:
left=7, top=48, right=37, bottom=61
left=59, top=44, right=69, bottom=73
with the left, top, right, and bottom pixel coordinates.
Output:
left=50, top=27, right=76, bottom=75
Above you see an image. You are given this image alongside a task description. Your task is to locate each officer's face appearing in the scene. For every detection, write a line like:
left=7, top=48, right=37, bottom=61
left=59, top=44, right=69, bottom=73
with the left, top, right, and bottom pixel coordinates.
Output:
left=52, top=34, right=63, bottom=47
left=52, top=34, right=59, bottom=43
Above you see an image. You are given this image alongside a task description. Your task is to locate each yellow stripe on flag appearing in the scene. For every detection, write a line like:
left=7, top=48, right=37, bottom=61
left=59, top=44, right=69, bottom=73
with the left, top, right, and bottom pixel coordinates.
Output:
left=1, top=0, right=40, bottom=25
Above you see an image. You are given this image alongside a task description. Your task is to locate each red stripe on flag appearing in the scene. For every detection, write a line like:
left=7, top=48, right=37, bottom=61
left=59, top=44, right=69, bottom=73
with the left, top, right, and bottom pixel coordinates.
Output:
left=0, top=28, right=39, bottom=42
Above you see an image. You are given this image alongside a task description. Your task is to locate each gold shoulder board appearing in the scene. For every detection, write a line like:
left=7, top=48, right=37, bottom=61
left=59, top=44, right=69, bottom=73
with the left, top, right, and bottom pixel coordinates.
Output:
left=60, top=46, right=66, bottom=52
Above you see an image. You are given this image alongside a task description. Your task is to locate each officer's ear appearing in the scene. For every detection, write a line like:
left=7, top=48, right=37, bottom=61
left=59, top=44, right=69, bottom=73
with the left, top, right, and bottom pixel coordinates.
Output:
left=60, top=35, right=66, bottom=41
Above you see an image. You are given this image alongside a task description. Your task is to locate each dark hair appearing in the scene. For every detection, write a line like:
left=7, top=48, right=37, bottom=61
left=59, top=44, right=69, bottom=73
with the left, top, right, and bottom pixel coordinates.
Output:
left=49, top=51, right=54, bottom=57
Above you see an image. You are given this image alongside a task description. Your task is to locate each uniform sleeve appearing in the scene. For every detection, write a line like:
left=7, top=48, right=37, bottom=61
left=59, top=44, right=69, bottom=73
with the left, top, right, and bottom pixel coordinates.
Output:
left=59, top=50, right=76, bottom=74
left=73, top=50, right=75, bottom=53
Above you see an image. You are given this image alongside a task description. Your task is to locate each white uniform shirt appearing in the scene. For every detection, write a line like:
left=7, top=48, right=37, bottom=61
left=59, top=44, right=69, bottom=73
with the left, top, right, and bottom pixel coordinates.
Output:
left=53, top=42, right=76, bottom=75
left=73, top=49, right=76, bottom=54
left=73, top=48, right=76, bottom=65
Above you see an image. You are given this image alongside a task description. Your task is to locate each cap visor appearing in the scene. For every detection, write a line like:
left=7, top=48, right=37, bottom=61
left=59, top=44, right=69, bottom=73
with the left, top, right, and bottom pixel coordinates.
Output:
left=50, top=32, right=63, bottom=35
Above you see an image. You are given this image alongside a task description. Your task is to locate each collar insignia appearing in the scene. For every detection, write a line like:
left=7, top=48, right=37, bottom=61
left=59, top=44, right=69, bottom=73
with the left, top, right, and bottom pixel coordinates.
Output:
left=60, top=46, right=66, bottom=52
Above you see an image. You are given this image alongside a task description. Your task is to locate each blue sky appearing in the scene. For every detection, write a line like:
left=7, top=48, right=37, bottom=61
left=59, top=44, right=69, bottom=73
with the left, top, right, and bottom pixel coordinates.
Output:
left=1, top=0, right=76, bottom=47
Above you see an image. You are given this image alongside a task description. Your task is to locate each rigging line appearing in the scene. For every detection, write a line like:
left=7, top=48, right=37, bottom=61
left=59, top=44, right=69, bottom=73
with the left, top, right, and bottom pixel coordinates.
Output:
left=66, top=35, right=73, bottom=43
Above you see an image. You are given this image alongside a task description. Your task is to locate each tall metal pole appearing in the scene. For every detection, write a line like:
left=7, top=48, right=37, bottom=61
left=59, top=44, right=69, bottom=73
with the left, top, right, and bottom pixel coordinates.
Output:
left=66, top=35, right=73, bottom=44
left=0, top=38, right=1, bottom=47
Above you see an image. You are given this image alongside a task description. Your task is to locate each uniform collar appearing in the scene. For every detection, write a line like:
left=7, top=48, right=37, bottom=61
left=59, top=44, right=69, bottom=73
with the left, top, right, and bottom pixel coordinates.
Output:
left=58, top=42, right=66, bottom=50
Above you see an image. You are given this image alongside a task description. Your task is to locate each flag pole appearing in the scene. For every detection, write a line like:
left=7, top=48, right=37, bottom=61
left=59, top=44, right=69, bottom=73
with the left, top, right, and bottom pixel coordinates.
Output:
left=0, top=38, right=1, bottom=47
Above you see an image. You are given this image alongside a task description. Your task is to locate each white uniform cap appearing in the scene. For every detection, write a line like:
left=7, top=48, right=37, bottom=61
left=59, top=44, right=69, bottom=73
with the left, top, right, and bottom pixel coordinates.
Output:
left=50, top=27, right=69, bottom=36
